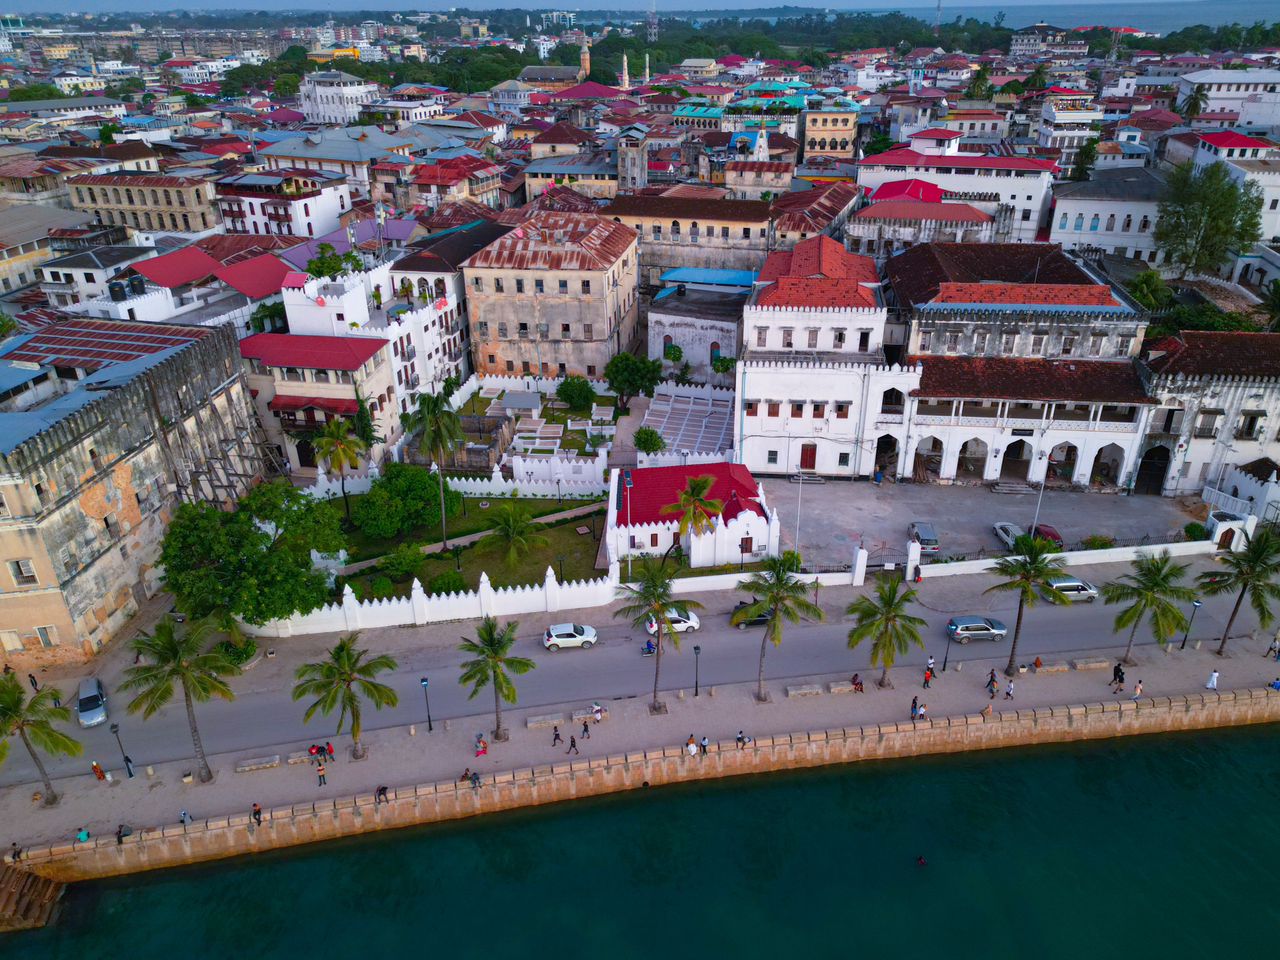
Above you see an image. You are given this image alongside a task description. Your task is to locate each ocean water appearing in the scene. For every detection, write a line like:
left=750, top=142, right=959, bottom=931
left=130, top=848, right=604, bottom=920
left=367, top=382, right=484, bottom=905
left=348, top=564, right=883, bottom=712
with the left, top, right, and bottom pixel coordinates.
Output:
left=7, top=725, right=1279, bottom=958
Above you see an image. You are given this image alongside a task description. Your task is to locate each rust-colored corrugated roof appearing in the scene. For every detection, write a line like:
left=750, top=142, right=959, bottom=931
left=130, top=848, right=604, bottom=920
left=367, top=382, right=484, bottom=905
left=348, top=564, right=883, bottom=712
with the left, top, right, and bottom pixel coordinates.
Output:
left=460, top=212, right=636, bottom=272
left=933, top=281, right=1115, bottom=306
left=856, top=200, right=992, bottom=224
left=913, top=356, right=1153, bottom=403
left=602, top=194, right=771, bottom=222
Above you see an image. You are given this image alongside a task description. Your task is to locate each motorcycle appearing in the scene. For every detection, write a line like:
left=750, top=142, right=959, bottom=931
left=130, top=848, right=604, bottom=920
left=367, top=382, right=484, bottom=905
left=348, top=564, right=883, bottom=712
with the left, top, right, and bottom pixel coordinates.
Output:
left=640, top=641, right=656, bottom=657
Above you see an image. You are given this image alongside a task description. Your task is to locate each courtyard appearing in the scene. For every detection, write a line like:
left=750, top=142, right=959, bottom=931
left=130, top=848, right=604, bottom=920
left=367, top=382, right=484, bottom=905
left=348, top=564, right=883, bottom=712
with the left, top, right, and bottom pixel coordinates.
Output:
left=760, top=477, right=1202, bottom=565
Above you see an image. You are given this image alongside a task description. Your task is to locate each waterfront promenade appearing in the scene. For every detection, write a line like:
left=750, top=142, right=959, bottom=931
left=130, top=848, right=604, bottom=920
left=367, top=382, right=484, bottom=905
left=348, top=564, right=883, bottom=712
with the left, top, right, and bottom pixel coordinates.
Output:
left=5, top=630, right=1279, bottom=871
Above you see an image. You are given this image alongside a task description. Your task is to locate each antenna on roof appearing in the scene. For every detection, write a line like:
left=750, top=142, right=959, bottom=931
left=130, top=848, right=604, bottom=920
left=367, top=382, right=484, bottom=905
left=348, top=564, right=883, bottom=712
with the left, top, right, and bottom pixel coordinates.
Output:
left=934, top=0, right=942, bottom=37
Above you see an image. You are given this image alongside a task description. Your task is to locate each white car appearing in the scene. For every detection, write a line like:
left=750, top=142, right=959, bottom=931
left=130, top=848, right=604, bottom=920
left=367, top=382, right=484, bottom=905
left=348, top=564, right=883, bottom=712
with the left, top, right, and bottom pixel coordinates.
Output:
left=993, top=522, right=1025, bottom=550
left=543, top=623, right=597, bottom=651
left=645, top=609, right=701, bottom=636
left=1046, top=576, right=1099, bottom=603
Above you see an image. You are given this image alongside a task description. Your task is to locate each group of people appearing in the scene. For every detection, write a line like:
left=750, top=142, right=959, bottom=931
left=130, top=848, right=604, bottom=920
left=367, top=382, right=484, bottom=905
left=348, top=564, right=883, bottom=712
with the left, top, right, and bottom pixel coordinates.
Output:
left=909, top=697, right=929, bottom=722
left=306, top=742, right=334, bottom=787
left=684, top=734, right=710, bottom=756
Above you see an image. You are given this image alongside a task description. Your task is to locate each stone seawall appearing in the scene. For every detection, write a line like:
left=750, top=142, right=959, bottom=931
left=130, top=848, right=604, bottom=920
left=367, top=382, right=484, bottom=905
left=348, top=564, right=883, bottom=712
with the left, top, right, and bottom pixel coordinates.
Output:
left=17, top=687, right=1280, bottom=883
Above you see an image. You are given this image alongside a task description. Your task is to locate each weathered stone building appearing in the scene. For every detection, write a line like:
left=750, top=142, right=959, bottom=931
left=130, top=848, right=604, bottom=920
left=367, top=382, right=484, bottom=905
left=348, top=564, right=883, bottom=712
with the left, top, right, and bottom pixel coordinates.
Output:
left=0, top=321, right=263, bottom=666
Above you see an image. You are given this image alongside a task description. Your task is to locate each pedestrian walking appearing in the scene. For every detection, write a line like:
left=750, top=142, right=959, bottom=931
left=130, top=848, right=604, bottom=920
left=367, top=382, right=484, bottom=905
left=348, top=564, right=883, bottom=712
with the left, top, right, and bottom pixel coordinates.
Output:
left=582, top=720, right=590, bottom=740
left=27, top=673, right=38, bottom=692
left=1206, top=670, right=1219, bottom=690
left=1004, top=680, right=1015, bottom=700
left=923, top=668, right=932, bottom=689
left=551, top=725, right=563, bottom=746
left=986, top=675, right=998, bottom=700
left=592, top=702, right=603, bottom=724
left=1131, top=680, right=1144, bottom=701
left=1264, top=636, right=1280, bottom=659
left=1111, top=662, right=1124, bottom=689
left=179, top=810, right=192, bottom=826
left=910, top=695, right=919, bottom=720
left=251, top=802, right=263, bottom=825
left=1114, top=667, right=1126, bottom=694
left=566, top=736, right=579, bottom=756
left=469, top=771, right=481, bottom=788
left=9, top=842, right=20, bottom=863
left=325, top=741, right=336, bottom=762
left=700, top=736, right=709, bottom=755
left=91, top=761, right=106, bottom=782
left=316, top=762, right=327, bottom=787
left=918, top=703, right=928, bottom=721
left=308, top=744, right=320, bottom=764
left=927, top=655, right=935, bottom=673
left=736, top=730, right=746, bottom=749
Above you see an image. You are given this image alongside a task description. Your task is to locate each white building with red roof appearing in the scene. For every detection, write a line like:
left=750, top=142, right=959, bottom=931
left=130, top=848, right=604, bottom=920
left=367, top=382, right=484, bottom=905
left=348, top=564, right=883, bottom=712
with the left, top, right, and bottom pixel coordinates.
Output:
left=606, top=462, right=780, bottom=568
left=857, top=129, right=1057, bottom=241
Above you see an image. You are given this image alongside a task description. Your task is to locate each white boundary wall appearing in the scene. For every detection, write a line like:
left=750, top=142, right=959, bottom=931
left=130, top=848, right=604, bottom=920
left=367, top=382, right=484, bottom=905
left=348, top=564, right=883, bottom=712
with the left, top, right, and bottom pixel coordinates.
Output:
left=915, top=538, right=1220, bottom=579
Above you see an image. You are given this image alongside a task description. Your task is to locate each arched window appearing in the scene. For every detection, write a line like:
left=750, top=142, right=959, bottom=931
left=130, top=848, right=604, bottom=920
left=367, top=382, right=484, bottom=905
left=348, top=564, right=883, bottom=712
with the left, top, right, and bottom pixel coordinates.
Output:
left=1059, top=212, right=1068, bottom=229
left=181, top=213, right=190, bottom=231
left=881, top=388, right=905, bottom=412
left=1139, top=215, right=1150, bottom=231
left=1089, top=214, right=1100, bottom=231
left=150, top=190, right=159, bottom=205
left=1073, top=214, right=1084, bottom=231
left=1122, top=214, right=1132, bottom=231
left=112, top=188, right=121, bottom=203
left=1105, top=214, right=1115, bottom=231
left=663, top=334, right=672, bottom=347
left=434, top=277, right=446, bottom=297
left=710, top=341, right=721, bottom=362
left=124, top=189, right=134, bottom=205
left=808, top=138, right=817, bottom=148
left=670, top=220, right=681, bottom=236
left=143, top=212, right=153, bottom=229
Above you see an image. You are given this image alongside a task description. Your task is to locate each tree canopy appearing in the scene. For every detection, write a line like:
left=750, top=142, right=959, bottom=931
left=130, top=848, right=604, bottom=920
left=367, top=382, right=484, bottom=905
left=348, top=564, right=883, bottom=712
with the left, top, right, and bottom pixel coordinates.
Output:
left=1155, top=161, right=1263, bottom=278
left=604, top=352, right=663, bottom=412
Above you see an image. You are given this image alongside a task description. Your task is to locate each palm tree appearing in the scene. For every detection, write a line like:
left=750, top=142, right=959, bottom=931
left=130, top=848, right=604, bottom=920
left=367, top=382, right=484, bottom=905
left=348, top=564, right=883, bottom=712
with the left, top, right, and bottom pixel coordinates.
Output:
left=0, top=673, right=81, bottom=806
left=616, top=560, right=702, bottom=713
left=404, top=391, right=465, bottom=547
left=1262, top=279, right=1280, bottom=332
left=1026, top=63, right=1049, bottom=90
left=201, top=603, right=251, bottom=650
left=312, top=418, right=367, bottom=521
left=1180, top=83, right=1208, bottom=122
left=846, top=577, right=927, bottom=688
left=732, top=555, right=825, bottom=702
left=985, top=537, right=1069, bottom=677
left=658, top=474, right=724, bottom=565
left=478, top=504, right=548, bottom=567
left=292, top=633, right=399, bottom=758
left=121, top=617, right=238, bottom=783
left=1198, top=527, right=1280, bottom=656
left=1102, top=551, right=1196, bottom=663
left=458, top=616, right=536, bottom=741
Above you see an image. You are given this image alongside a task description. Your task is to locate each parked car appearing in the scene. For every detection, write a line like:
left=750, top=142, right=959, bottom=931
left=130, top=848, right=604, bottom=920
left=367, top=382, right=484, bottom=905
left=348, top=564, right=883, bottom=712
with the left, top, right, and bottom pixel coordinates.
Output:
left=1047, top=576, right=1098, bottom=602
left=646, top=609, right=700, bottom=636
left=732, top=598, right=769, bottom=629
left=1031, top=524, right=1065, bottom=548
left=908, top=521, right=941, bottom=555
left=993, top=522, right=1024, bottom=550
left=946, top=616, right=1008, bottom=643
left=543, top=623, right=598, bottom=651
left=75, top=678, right=108, bottom=728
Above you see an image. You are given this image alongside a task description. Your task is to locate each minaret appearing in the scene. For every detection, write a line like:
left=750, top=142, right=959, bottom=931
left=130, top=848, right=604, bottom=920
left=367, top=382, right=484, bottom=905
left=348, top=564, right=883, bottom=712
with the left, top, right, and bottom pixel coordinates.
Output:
left=752, top=118, right=769, bottom=161
left=621, top=52, right=629, bottom=90
left=644, top=53, right=650, bottom=85
left=580, top=41, right=590, bottom=79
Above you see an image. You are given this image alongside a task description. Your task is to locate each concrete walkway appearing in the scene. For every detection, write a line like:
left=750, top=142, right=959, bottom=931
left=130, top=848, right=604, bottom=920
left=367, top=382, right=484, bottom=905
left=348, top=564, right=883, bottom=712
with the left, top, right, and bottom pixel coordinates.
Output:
left=6, top=631, right=1278, bottom=853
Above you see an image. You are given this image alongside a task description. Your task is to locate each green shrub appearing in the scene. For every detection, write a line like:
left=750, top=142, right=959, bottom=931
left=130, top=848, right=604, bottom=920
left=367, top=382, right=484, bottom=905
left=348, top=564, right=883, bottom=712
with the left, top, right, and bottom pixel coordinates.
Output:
left=1080, top=534, right=1116, bottom=550
left=380, top=543, right=423, bottom=579
left=369, top=575, right=394, bottom=598
left=780, top=550, right=803, bottom=572
left=351, top=484, right=404, bottom=539
left=663, top=342, right=683, bottom=362
left=216, top=638, right=258, bottom=666
left=1184, top=522, right=1210, bottom=541
left=352, top=463, right=461, bottom=540
left=427, top=570, right=468, bottom=595
left=555, top=374, right=595, bottom=411
left=711, top=355, right=737, bottom=374
left=633, top=426, right=666, bottom=454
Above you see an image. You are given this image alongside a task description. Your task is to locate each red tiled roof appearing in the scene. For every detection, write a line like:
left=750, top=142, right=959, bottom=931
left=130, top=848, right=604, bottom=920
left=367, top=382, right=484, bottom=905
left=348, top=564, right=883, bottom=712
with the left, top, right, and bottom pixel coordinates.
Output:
left=870, top=179, right=944, bottom=203
left=213, top=254, right=291, bottom=300
left=1198, top=131, right=1274, bottom=150
left=1144, top=332, right=1280, bottom=379
left=267, top=394, right=360, bottom=415
left=911, top=128, right=964, bottom=140
left=131, top=247, right=222, bottom=289
left=770, top=181, right=860, bottom=234
left=413, top=155, right=500, bottom=186
left=758, top=235, right=878, bottom=284
left=239, top=333, right=388, bottom=370
left=620, top=462, right=762, bottom=527
left=531, top=120, right=593, bottom=145
left=856, top=200, right=992, bottom=224
left=932, top=281, right=1115, bottom=306
left=757, top=276, right=878, bottom=310
left=912, top=357, right=1153, bottom=403
left=550, top=81, right=622, bottom=101
left=66, top=172, right=206, bottom=188
left=859, top=147, right=1057, bottom=172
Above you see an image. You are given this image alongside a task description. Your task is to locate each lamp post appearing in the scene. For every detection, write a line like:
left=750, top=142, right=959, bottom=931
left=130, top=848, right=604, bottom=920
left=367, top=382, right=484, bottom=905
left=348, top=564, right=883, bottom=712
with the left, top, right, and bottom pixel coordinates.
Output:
left=694, top=644, right=701, bottom=697
left=941, top=628, right=954, bottom=673
left=419, top=676, right=433, bottom=732
left=555, top=476, right=563, bottom=506
left=1180, top=599, right=1203, bottom=650
left=624, top=469, right=634, bottom=579
left=1030, top=450, right=1049, bottom=535
left=109, top=722, right=134, bottom=779
left=556, top=552, right=566, bottom=581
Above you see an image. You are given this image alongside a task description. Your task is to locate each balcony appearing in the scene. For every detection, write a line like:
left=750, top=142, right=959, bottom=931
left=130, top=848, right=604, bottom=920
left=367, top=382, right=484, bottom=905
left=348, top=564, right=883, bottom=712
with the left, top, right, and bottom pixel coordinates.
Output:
left=264, top=208, right=292, bottom=222
left=402, top=344, right=416, bottom=361
left=408, top=373, right=420, bottom=390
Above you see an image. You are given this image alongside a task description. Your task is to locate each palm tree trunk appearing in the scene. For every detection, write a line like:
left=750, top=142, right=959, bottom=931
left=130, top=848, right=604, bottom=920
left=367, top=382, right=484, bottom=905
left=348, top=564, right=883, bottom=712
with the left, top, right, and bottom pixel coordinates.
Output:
left=352, top=734, right=365, bottom=760
left=492, top=676, right=506, bottom=741
left=20, top=729, right=57, bottom=806
left=436, top=464, right=450, bottom=549
left=1005, top=595, right=1028, bottom=677
left=1122, top=620, right=1140, bottom=665
left=756, top=631, right=769, bottom=702
left=184, top=681, right=213, bottom=783
left=1218, top=585, right=1248, bottom=656
left=651, top=624, right=663, bottom=711
left=339, top=467, right=350, bottom=521
left=878, top=664, right=890, bottom=688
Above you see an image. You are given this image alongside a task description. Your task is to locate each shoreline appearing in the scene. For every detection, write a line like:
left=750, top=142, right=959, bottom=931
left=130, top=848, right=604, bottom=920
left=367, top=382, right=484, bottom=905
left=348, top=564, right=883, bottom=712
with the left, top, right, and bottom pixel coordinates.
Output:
left=11, top=684, right=1278, bottom=885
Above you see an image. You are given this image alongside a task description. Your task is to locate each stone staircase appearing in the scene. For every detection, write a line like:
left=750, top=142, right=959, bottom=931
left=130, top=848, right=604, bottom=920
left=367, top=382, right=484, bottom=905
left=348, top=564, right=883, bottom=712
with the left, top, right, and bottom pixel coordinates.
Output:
left=0, top=863, right=65, bottom=932
left=992, top=482, right=1035, bottom=495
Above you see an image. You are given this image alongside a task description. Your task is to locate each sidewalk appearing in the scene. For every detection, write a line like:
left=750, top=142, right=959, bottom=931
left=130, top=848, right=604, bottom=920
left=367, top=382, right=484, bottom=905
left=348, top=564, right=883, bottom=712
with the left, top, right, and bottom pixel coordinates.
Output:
left=7, top=632, right=1279, bottom=852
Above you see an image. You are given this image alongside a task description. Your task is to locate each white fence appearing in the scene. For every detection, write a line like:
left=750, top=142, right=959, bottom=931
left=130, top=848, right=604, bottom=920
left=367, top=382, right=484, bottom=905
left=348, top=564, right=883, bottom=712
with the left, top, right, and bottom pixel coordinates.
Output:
left=1202, top=484, right=1257, bottom=518
left=302, top=462, right=607, bottom=502
left=637, top=448, right=735, bottom=469
left=653, top=380, right=736, bottom=403
left=915, top=538, right=1220, bottom=580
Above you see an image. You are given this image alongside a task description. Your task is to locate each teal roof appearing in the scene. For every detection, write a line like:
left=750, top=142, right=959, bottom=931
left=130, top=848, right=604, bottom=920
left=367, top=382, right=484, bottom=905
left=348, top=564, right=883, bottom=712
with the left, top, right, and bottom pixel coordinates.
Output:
left=673, top=105, right=723, bottom=119
left=660, top=267, right=757, bottom=287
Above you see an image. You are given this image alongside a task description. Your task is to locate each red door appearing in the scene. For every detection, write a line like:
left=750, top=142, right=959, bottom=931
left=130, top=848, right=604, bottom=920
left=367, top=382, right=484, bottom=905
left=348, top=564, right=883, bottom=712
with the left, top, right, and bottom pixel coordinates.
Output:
left=800, top=443, right=817, bottom=471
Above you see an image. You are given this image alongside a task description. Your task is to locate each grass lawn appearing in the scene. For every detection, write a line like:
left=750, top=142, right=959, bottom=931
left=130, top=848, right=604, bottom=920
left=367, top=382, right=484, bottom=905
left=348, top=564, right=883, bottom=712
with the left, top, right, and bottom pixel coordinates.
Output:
left=350, top=517, right=605, bottom=598
left=341, top=495, right=602, bottom=561
left=457, top=391, right=494, bottom=416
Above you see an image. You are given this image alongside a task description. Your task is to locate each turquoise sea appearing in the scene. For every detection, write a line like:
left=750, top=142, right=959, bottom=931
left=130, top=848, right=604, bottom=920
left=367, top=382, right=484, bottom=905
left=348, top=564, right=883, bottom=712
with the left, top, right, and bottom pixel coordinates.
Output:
left=7, top=726, right=1280, bottom=958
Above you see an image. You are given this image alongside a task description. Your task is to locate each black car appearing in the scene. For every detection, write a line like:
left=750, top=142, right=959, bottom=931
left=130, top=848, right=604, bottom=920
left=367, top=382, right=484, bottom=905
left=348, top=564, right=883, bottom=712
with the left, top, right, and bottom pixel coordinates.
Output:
left=732, top=598, right=769, bottom=630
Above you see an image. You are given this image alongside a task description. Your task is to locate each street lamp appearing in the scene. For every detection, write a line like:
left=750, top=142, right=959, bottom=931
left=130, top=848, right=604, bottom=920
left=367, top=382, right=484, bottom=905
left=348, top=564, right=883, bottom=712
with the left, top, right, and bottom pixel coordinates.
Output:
left=555, top=476, right=563, bottom=506
left=109, top=722, right=134, bottom=779
left=556, top=552, right=566, bottom=581
left=694, top=644, right=701, bottom=697
left=941, top=629, right=954, bottom=673
left=1180, top=598, right=1203, bottom=650
left=420, top=676, right=433, bottom=732
left=623, top=469, right=634, bottom=579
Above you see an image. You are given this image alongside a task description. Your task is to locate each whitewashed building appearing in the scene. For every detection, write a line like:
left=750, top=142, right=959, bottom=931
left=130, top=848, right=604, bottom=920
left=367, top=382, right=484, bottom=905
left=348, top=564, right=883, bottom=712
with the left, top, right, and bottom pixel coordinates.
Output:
left=1050, top=167, right=1167, bottom=265
left=300, top=70, right=382, bottom=125
left=214, top=169, right=352, bottom=239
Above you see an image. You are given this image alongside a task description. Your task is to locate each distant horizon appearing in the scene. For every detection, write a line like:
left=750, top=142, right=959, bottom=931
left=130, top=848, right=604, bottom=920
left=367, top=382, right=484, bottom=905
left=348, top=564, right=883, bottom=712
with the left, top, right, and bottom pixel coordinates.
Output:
left=0, top=0, right=1239, bottom=12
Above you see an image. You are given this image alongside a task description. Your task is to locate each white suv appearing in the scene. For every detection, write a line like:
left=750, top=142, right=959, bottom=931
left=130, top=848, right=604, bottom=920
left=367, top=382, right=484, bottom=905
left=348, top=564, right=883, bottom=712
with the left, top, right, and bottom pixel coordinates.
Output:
left=645, top=610, right=700, bottom=635
left=543, top=623, right=598, bottom=651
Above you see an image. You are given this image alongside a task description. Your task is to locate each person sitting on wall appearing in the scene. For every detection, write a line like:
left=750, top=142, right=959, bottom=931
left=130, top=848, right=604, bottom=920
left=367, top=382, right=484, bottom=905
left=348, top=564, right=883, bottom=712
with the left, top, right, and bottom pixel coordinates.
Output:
left=851, top=674, right=864, bottom=693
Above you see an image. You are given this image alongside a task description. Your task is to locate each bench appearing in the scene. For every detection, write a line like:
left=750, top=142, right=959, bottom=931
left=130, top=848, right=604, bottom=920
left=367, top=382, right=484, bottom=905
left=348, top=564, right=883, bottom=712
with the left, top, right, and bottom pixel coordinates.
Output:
left=571, top=706, right=610, bottom=724
left=286, top=751, right=314, bottom=765
left=1035, top=661, right=1070, bottom=674
left=1072, top=657, right=1112, bottom=671
left=526, top=713, right=564, bottom=730
left=786, top=684, right=824, bottom=698
left=828, top=681, right=855, bottom=694
left=235, top=755, right=280, bottom=773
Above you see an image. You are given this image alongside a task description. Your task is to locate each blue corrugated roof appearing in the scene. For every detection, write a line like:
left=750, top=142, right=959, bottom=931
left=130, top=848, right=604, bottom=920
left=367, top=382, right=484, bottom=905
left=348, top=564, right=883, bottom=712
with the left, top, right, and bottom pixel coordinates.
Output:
left=660, top=267, right=758, bottom=287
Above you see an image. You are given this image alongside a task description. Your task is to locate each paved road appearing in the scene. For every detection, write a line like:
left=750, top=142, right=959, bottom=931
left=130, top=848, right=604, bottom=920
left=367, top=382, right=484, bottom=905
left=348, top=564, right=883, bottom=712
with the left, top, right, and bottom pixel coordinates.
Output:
left=1, top=555, right=1259, bottom=787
